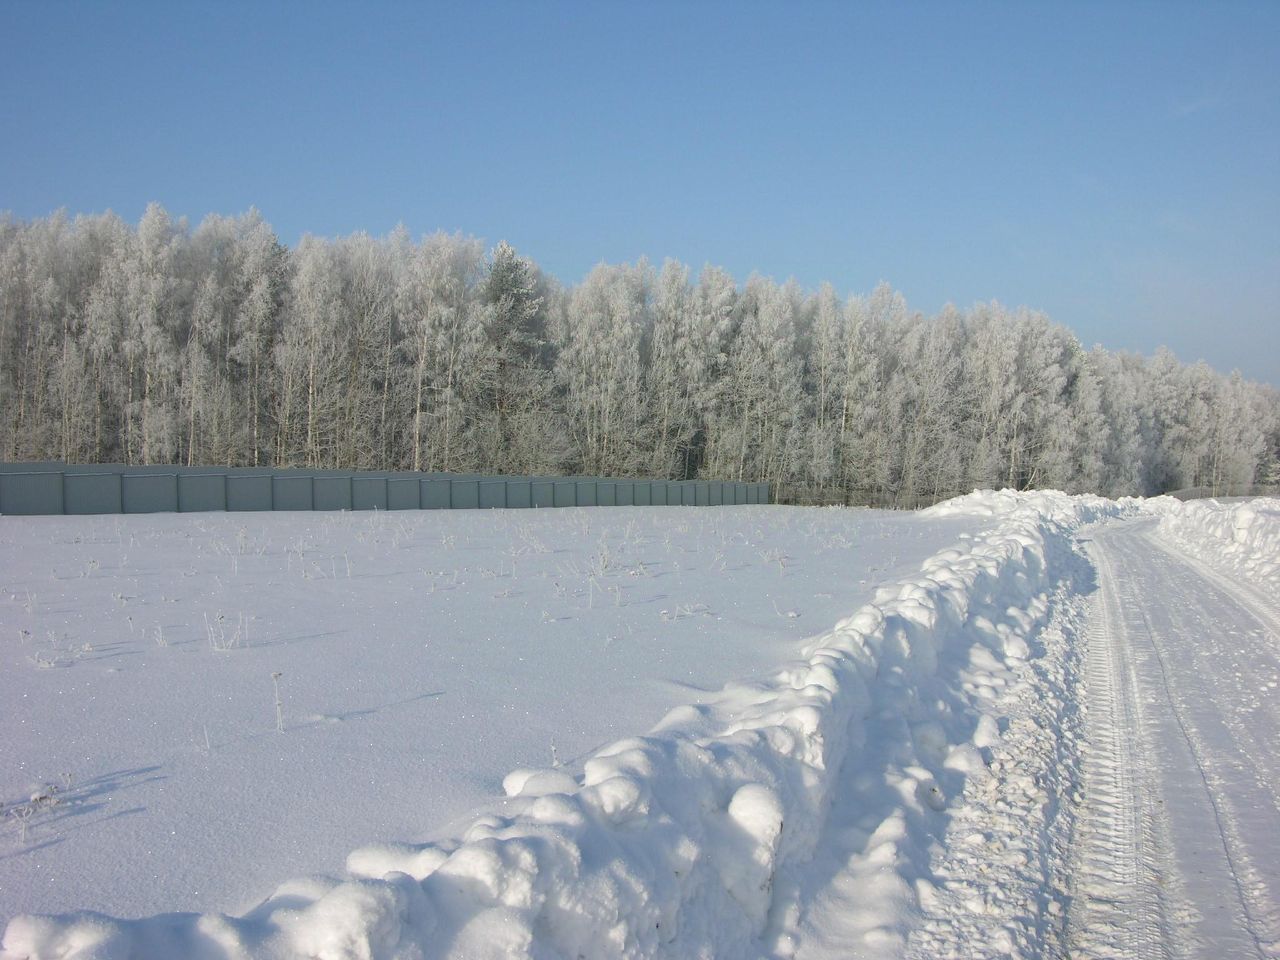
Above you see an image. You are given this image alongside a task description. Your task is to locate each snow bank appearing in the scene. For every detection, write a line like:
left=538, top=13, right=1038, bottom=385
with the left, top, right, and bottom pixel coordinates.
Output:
left=1148, top=496, right=1280, bottom=592
left=2, top=492, right=1120, bottom=960
left=922, top=487, right=1130, bottom=527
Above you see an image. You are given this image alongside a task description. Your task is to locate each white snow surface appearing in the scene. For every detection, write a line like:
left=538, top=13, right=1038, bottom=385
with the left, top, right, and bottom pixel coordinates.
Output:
left=1, top=507, right=978, bottom=934
left=1068, top=517, right=1280, bottom=959
left=1147, top=495, right=1280, bottom=594
left=1, top=491, right=1135, bottom=959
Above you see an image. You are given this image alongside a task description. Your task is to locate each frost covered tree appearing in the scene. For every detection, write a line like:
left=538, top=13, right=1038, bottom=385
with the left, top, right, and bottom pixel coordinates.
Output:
left=1086, top=348, right=1144, bottom=497
left=229, top=212, right=287, bottom=466
left=276, top=236, right=344, bottom=466
left=558, top=261, right=652, bottom=476
left=801, top=283, right=845, bottom=498
left=474, top=240, right=560, bottom=473
left=397, top=232, right=485, bottom=472
left=117, top=203, right=183, bottom=464
left=705, top=276, right=805, bottom=486
left=646, top=259, right=698, bottom=478
left=890, top=305, right=967, bottom=505
left=1064, top=347, right=1109, bottom=495
left=2, top=207, right=1277, bottom=503
left=962, top=303, right=1026, bottom=489
left=332, top=232, right=400, bottom=469
left=678, top=265, right=739, bottom=478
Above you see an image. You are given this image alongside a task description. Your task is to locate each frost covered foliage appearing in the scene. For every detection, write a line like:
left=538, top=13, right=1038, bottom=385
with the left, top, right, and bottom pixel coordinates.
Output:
left=2, top=207, right=1278, bottom=504
left=1149, top=496, right=1280, bottom=592
left=3, top=492, right=1127, bottom=959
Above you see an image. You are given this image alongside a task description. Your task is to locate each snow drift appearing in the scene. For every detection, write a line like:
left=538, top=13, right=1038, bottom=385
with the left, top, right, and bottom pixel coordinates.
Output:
left=1148, top=495, right=1280, bottom=593
left=2, top=491, right=1124, bottom=960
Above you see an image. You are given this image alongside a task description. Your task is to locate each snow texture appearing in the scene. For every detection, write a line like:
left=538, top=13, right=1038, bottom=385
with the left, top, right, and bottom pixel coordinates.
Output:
left=1148, top=495, right=1280, bottom=594
left=2, top=491, right=1131, bottom=959
left=1, top=505, right=973, bottom=922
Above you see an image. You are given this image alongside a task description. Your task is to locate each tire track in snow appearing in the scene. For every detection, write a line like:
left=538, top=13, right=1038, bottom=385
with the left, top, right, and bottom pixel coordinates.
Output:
left=1072, top=521, right=1280, bottom=960
left=1068, top=538, right=1169, bottom=960
left=1137, top=527, right=1280, bottom=824
left=1118, top=526, right=1280, bottom=958
left=1142, top=525, right=1280, bottom=648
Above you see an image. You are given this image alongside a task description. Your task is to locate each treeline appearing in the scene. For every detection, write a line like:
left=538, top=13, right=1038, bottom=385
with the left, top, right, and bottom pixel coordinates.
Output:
left=2, top=205, right=1277, bottom=504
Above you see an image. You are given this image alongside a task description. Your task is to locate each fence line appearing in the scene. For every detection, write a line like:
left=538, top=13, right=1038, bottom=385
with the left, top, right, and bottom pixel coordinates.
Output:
left=0, top=463, right=770, bottom=516
left=1164, top=484, right=1280, bottom=502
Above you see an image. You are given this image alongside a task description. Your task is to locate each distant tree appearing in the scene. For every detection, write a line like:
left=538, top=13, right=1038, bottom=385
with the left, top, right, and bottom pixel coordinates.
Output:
left=115, top=203, right=183, bottom=464
left=681, top=265, right=738, bottom=478
left=1063, top=346, right=1109, bottom=495
left=558, top=261, right=652, bottom=476
left=802, top=283, right=844, bottom=499
left=216, top=210, right=287, bottom=466
left=705, top=275, right=804, bottom=487
left=276, top=236, right=344, bottom=466
left=334, top=232, right=400, bottom=469
left=474, top=240, right=554, bottom=473
left=893, top=305, right=966, bottom=505
left=646, top=259, right=696, bottom=478
left=397, top=232, right=485, bottom=472
left=1081, top=348, right=1136, bottom=496
left=1208, top=371, right=1267, bottom=494
left=2, top=207, right=1277, bottom=504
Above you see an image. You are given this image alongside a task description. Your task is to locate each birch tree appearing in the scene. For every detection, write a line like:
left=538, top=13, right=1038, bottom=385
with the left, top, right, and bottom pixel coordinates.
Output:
left=646, top=259, right=696, bottom=477
left=558, top=261, right=652, bottom=476
left=398, top=232, right=485, bottom=472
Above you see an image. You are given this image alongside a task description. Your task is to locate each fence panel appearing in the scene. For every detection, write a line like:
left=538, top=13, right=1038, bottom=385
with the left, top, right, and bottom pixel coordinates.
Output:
left=421, top=478, right=450, bottom=509
left=123, top=473, right=179, bottom=514
left=532, top=480, right=555, bottom=508
left=506, top=479, right=532, bottom=509
left=575, top=479, right=597, bottom=507
left=0, top=471, right=64, bottom=515
left=597, top=481, right=617, bottom=507
left=227, top=475, right=272, bottom=512
left=65, top=473, right=122, bottom=514
left=178, top=474, right=225, bottom=512
left=451, top=479, right=480, bottom=509
left=387, top=478, right=420, bottom=511
left=313, top=477, right=352, bottom=512
left=553, top=480, right=576, bottom=507
left=352, top=477, right=388, bottom=511
left=272, top=476, right=313, bottom=512
left=615, top=481, right=634, bottom=506
left=478, top=480, right=507, bottom=509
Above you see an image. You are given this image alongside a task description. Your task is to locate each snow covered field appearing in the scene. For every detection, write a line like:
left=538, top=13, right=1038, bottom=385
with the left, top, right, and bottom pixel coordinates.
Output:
left=4, top=494, right=1279, bottom=960
left=0, top=506, right=980, bottom=923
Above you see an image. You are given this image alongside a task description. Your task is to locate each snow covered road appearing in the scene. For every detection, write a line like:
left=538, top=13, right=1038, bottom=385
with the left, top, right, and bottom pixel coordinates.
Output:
left=1070, top=517, right=1280, bottom=959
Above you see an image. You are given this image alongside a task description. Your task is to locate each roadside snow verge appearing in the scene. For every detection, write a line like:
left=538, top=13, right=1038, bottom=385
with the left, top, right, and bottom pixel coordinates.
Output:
left=1147, top=496, right=1280, bottom=594
left=3, top=491, right=1123, bottom=960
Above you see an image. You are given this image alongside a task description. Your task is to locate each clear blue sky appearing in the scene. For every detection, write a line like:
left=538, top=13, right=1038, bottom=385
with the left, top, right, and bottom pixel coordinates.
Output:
left=3, top=0, right=1278, bottom=385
